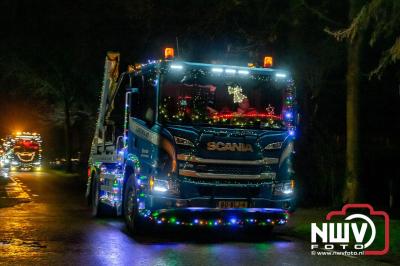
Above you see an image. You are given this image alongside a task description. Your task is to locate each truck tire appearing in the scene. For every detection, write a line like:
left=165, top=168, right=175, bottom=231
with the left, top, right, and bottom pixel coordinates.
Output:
left=91, top=173, right=107, bottom=217
left=123, top=173, right=144, bottom=235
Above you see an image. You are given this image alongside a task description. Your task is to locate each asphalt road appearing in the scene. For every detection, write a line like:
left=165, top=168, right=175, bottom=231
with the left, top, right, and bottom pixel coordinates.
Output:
left=0, top=171, right=392, bottom=266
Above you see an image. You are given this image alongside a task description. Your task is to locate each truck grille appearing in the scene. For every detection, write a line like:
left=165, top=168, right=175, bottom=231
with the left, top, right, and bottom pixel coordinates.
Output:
left=197, top=185, right=261, bottom=198
left=16, top=152, right=35, bottom=162
left=195, top=164, right=264, bottom=175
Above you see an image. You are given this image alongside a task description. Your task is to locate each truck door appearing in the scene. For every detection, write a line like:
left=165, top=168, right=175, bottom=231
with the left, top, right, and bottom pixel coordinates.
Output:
left=129, top=71, right=159, bottom=175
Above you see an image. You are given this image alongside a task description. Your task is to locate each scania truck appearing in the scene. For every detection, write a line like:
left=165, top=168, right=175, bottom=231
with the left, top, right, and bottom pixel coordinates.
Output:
left=87, top=49, right=297, bottom=234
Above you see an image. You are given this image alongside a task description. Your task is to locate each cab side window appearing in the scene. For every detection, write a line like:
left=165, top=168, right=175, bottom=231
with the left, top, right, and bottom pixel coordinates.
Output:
left=130, top=74, right=143, bottom=119
left=130, top=72, right=157, bottom=126
left=141, top=72, right=157, bottom=125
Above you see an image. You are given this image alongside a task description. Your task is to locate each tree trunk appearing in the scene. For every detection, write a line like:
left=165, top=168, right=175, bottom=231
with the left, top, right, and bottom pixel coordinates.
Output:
left=64, top=99, right=73, bottom=172
left=343, top=0, right=364, bottom=203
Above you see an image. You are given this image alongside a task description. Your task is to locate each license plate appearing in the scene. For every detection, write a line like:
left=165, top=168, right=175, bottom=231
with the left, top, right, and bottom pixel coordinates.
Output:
left=217, top=200, right=248, bottom=208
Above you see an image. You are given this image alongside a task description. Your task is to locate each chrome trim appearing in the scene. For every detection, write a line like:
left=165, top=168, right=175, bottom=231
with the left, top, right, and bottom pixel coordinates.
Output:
left=174, top=136, right=194, bottom=147
left=177, top=154, right=278, bottom=165
left=279, top=142, right=293, bottom=167
left=264, top=142, right=283, bottom=150
left=182, top=180, right=272, bottom=187
left=263, top=157, right=279, bottom=164
left=179, top=169, right=276, bottom=180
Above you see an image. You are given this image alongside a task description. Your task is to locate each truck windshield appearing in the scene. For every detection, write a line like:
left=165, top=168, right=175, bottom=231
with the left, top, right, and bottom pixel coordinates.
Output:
left=14, top=139, right=39, bottom=153
left=159, top=68, right=288, bottom=129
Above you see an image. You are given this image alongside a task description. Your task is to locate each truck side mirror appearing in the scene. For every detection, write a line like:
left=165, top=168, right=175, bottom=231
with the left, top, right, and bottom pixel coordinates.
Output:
left=127, top=89, right=140, bottom=118
left=126, top=87, right=139, bottom=93
left=144, top=108, right=155, bottom=126
left=296, top=113, right=301, bottom=126
left=116, top=135, right=124, bottom=151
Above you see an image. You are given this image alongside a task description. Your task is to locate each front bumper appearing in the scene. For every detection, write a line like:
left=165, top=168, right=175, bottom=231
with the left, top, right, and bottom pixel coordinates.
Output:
left=146, top=194, right=294, bottom=210
left=144, top=177, right=296, bottom=212
left=10, top=163, right=41, bottom=171
left=140, top=207, right=289, bottom=227
left=139, top=194, right=293, bottom=226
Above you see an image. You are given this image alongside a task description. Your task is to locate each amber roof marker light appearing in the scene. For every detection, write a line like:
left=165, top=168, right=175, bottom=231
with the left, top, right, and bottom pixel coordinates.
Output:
left=164, top=48, right=175, bottom=60
left=263, top=56, right=273, bottom=68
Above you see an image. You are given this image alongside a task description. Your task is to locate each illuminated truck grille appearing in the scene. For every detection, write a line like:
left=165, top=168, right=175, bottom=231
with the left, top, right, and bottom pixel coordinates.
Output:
left=16, top=152, right=35, bottom=162
left=178, top=154, right=276, bottom=181
left=195, top=164, right=264, bottom=175
left=197, top=186, right=261, bottom=198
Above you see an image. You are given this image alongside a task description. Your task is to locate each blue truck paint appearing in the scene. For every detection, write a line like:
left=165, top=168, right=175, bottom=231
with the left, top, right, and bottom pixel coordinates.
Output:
left=88, top=52, right=297, bottom=232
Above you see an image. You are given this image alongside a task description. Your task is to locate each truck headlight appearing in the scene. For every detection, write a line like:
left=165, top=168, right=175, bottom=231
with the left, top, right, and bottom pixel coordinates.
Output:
left=150, top=177, right=169, bottom=193
left=11, top=161, right=19, bottom=166
left=273, top=180, right=295, bottom=196
left=174, top=136, right=194, bottom=147
left=265, top=142, right=283, bottom=150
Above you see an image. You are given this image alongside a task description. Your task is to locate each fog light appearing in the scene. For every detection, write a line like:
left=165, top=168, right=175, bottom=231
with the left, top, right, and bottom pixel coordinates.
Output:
left=149, top=176, right=178, bottom=194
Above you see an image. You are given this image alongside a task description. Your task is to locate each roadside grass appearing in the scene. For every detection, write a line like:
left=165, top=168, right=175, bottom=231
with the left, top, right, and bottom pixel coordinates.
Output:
left=285, top=208, right=400, bottom=259
left=375, top=220, right=400, bottom=256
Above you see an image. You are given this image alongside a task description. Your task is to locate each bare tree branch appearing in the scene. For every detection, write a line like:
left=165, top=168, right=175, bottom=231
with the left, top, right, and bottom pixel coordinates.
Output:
left=300, top=0, right=343, bottom=27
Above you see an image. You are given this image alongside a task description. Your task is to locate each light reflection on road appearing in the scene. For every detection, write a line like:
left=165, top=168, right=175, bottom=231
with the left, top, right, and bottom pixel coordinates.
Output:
left=82, top=217, right=298, bottom=266
left=0, top=171, right=389, bottom=266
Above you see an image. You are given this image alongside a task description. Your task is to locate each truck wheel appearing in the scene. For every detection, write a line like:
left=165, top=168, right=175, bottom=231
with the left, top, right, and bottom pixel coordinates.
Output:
left=91, top=173, right=106, bottom=217
left=123, top=173, right=143, bottom=235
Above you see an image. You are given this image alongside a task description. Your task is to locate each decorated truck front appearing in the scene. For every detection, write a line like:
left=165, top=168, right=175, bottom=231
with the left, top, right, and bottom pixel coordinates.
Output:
left=88, top=50, right=297, bottom=233
left=10, top=132, right=42, bottom=171
left=130, top=60, right=296, bottom=225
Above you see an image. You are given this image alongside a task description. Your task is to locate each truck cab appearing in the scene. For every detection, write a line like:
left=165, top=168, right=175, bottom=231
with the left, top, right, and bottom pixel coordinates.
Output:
left=88, top=50, right=297, bottom=233
left=8, top=132, right=42, bottom=172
